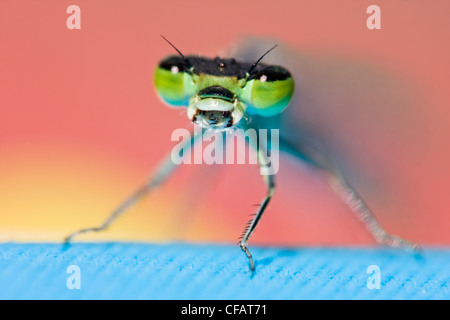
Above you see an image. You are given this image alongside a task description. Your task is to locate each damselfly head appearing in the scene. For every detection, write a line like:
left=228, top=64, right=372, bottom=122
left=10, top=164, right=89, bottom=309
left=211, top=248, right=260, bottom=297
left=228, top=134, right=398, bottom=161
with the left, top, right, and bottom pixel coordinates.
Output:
left=154, top=37, right=294, bottom=130
left=154, top=54, right=246, bottom=129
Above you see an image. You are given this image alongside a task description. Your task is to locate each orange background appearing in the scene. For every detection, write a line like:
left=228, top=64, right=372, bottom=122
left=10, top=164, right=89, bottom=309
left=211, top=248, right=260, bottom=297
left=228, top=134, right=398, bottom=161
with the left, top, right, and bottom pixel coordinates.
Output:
left=0, top=0, right=449, bottom=246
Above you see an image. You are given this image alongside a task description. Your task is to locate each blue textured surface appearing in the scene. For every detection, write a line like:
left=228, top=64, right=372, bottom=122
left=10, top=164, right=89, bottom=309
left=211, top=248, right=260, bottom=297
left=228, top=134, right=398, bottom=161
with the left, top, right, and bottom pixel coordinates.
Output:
left=0, top=243, right=448, bottom=300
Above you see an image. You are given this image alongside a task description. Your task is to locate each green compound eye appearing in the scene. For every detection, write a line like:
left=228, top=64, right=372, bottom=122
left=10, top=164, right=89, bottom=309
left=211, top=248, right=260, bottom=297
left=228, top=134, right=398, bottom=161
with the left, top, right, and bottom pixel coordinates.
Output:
left=154, top=56, right=195, bottom=107
left=241, top=66, right=294, bottom=117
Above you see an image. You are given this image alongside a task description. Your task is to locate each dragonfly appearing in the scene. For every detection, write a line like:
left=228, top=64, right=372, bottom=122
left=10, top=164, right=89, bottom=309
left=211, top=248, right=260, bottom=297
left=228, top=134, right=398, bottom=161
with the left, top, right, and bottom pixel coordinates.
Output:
left=64, top=36, right=420, bottom=272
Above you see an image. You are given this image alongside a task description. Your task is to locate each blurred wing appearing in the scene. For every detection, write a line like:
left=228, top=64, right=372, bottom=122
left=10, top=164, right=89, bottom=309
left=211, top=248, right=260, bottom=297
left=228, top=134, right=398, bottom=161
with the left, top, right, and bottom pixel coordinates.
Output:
left=229, top=36, right=422, bottom=193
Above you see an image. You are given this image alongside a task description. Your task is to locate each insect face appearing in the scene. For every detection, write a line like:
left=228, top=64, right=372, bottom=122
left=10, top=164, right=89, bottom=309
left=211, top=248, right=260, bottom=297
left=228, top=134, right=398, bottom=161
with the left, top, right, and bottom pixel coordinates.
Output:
left=154, top=52, right=294, bottom=130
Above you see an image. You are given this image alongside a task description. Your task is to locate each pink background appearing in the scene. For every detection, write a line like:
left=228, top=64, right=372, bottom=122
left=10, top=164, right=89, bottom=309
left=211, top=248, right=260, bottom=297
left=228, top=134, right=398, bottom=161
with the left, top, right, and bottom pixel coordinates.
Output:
left=0, top=0, right=449, bottom=246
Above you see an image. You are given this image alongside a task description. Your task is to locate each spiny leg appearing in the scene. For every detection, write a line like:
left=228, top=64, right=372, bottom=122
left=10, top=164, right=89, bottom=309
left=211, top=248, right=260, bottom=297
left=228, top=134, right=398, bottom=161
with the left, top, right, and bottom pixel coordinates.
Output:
left=279, top=136, right=420, bottom=253
left=326, top=170, right=420, bottom=253
left=239, top=136, right=275, bottom=272
left=64, top=130, right=201, bottom=244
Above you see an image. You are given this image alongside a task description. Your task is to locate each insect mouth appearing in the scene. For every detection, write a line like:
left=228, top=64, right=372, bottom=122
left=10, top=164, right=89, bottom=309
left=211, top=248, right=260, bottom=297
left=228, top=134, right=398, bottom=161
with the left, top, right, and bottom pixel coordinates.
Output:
left=193, top=109, right=233, bottom=128
left=188, top=90, right=244, bottom=129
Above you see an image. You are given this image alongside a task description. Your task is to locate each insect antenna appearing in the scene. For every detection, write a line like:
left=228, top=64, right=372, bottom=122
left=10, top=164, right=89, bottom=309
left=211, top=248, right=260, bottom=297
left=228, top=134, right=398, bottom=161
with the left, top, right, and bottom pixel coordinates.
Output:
left=247, top=44, right=278, bottom=75
left=160, top=35, right=194, bottom=72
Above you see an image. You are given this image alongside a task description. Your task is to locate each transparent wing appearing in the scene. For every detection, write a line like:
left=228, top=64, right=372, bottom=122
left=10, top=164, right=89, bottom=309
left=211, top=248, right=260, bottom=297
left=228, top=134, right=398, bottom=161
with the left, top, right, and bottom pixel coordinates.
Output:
left=226, top=37, right=423, bottom=251
left=229, top=36, right=422, bottom=190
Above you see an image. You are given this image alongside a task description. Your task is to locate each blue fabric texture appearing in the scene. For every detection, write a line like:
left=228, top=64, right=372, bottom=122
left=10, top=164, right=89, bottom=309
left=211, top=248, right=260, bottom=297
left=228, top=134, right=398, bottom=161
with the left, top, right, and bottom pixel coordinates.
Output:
left=0, top=243, right=448, bottom=300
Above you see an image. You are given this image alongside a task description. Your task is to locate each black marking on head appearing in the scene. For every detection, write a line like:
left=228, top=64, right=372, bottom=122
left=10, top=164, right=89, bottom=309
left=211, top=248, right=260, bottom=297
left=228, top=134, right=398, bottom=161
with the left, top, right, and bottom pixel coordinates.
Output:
left=184, top=56, right=268, bottom=79
left=248, top=66, right=291, bottom=82
left=198, top=86, right=235, bottom=102
left=158, top=56, right=188, bottom=72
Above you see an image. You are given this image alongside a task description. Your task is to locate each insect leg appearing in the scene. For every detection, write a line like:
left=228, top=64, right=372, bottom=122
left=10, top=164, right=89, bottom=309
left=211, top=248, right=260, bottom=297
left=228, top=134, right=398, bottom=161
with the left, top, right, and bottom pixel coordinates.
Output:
left=279, top=137, right=420, bottom=253
left=239, top=135, right=275, bottom=272
left=64, top=130, right=201, bottom=244
left=325, top=170, right=420, bottom=253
